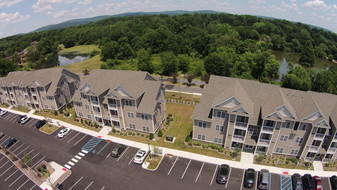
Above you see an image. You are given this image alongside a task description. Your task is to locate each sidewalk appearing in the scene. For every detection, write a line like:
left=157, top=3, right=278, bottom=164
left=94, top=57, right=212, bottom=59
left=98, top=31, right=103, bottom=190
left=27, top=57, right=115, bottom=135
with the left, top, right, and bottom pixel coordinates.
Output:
left=3, top=107, right=336, bottom=177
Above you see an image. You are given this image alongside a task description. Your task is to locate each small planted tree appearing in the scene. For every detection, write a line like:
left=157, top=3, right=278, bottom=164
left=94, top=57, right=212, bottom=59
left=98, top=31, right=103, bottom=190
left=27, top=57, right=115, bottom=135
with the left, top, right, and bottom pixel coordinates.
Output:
left=157, top=130, right=163, bottom=137
left=22, top=154, right=32, bottom=168
left=149, top=133, right=154, bottom=140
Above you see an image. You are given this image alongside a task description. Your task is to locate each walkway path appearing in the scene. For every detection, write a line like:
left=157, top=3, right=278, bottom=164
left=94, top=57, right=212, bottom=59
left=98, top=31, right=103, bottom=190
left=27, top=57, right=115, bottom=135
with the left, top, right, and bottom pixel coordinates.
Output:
left=2, top=107, right=334, bottom=177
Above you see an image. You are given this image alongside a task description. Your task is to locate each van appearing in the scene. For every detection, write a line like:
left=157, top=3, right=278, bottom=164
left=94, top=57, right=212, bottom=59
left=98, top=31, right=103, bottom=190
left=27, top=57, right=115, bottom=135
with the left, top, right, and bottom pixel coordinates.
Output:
left=302, top=174, right=315, bottom=190
left=258, top=169, right=270, bottom=190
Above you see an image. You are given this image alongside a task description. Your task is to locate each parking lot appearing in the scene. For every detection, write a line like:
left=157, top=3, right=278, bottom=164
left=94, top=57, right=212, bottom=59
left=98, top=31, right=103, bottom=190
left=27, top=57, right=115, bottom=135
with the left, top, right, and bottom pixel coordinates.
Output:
left=0, top=111, right=335, bottom=190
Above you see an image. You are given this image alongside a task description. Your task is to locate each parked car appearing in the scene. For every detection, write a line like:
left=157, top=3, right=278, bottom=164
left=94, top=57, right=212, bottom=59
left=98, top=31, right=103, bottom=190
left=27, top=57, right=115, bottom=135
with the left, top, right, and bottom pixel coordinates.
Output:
left=258, top=169, right=270, bottom=190
left=302, top=174, right=315, bottom=190
left=17, top=115, right=25, bottom=123
left=0, top=132, right=5, bottom=139
left=58, top=128, right=71, bottom=138
left=111, top=145, right=125, bottom=158
left=243, top=168, right=255, bottom=188
left=292, top=173, right=303, bottom=190
left=35, top=120, right=46, bottom=128
left=216, top=164, right=230, bottom=184
left=133, top=148, right=148, bottom=164
left=330, top=175, right=337, bottom=190
left=20, top=115, right=30, bottom=124
left=3, top=138, right=17, bottom=148
left=313, top=176, right=323, bottom=190
left=0, top=110, right=7, bottom=116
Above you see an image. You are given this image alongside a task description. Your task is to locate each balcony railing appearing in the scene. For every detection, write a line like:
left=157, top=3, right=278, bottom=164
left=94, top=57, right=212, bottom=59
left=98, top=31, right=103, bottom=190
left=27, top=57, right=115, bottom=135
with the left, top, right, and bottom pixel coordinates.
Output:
left=328, top=147, right=337, bottom=153
left=262, top=126, right=274, bottom=133
left=323, top=158, right=331, bottom=163
left=259, top=139, right=271, bottom=145
left=235, top=122, right=248, bottom=128
left=309, top=145, right=319, bottom=151
left=233, top=135, right=245, bottom=141
left=92, top=100, right=99, bottom=105
left=315, top=133, right=324, bottom=139
left=93, top=111, right=101, bottom=116
left=108, top=103, right=117, bottom=109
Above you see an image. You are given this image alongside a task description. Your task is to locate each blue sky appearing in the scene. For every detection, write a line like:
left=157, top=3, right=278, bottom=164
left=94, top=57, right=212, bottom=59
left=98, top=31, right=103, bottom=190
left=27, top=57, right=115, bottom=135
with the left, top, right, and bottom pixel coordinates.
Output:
left=1, top=0, right=337, bottom=38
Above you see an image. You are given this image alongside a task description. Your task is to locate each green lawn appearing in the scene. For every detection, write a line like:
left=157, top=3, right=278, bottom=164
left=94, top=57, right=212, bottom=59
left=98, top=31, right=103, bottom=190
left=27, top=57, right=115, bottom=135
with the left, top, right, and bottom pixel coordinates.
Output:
left=59, top=45, right=100, bottom=54
left=146, top=155, right=163, bottom=170
left=39, top=124, right=58, bottom=134
left=11, top=106, right=30, bottom=113
left=165, top=91, right=201, bottom=103
left=0, top=103, right=8, bottom=108
left=59, top=55, right=104, bottom=74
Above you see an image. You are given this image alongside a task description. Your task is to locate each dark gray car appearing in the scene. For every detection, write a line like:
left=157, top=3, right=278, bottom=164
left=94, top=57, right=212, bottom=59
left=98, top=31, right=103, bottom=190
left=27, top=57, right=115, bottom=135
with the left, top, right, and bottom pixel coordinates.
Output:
left=216, top=164, right=230, bottom=184
left=111, top=145, right=125, bottom=158
left=292, top=173, right=303, bottom=190
left=244, top=168, right=256, bottom=188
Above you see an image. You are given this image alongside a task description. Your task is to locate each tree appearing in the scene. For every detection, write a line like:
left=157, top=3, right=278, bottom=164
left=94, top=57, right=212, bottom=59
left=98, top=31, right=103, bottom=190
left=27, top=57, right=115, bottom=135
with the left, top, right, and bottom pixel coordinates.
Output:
left=160, top=52, right=177, bottom=76
left=299, top=41, right=315, bottom=67
left=176, top=54, right=190, bottom=73
left=83, top=69, right=89, bottom=75
left=281, top=65, right=311, bottom=91
left=185, top=73, right=195, bottom=86
left=100, top=41, right=119, bottom=61
left=312, top=68, right=337, bottom=94
left=136, top=48, right=153, bottom=73
left=0, top=58, right=18, bottom=77
left=22, top=154, right=32, bottom=168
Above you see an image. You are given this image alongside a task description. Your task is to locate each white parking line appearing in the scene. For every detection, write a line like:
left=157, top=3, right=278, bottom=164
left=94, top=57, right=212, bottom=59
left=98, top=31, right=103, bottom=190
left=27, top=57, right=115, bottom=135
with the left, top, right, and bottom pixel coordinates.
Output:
left=128, top=155, right=135, bottom=165
left=5, top=169, right=18, bottom=181
left=8, top=140, right=20, bottom=150
left=67, top=132, right=80, bottom=143
left=101, top=186, right=106, bottom=190
left=0, top=155, right=7, bottom=162
left=168, top=157, right=178, bottom=175
left=29, top=184, right=37, bottom=190
left=69, top=176, right=83, bottom=190
left=27, top=121, right=36, bottom=128
left=61, top=130, right=73, bottom=141
left=32, top=156, right=45, bottom=168
left=225, top=167, right=232, bottom=189
left=73, top=134, right=87, bottom=146
left=84, top=181, right=93, bottom=190
left=16, top=146, right=30, bottom=156
left=12, top=143, right=24, bottom=153
left=75, top=155, right=82, bottom=160
left=240, top=170, right=245, bottom=190
left=30, top=152, right=40, bottom=160
left=255, top=172, right=258, bottom=190
left=0, top=160, right=10, bottom=169
left=181, top=160, right=191, bottom=179
left=9, top=173, right=23, bottom=187
left=195, top=162, right=204, bottom=182
left=117, top=147, right=129, bottom=161
left=0, top=134, right=8, bottom=143
left=71, top=158, right=78, bottom=163
left=0, top=136, right=11, bottom=144
left=25, top=148, right=35, bottom=157
left=210, top=165, right=218, bottom=186
left=17, top=178, right=30, bottom=190
left=0, top=164, right=15, bottom=176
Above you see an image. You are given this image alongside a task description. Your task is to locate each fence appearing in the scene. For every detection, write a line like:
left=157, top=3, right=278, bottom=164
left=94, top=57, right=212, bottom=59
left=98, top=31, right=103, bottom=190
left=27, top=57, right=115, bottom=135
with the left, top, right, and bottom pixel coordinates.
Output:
left=166, top=98, right=198, bottom=106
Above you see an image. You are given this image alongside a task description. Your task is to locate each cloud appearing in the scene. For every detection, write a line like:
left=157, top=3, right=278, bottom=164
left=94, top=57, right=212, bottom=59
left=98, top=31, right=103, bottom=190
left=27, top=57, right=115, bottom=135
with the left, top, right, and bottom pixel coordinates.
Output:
left=248, top=0, right=266, bottom=4
left=304, top=0, right=327, bottom=9
left=78, top=0, right=91, bottom=5
left=32, top=0, right=80, bottom=13
left=0, top=0, right=23, bottom=7
left=290, top=0, right=296, bottom=2
left=0, top=12, right=30, bottom=28
left=281, top=1, right=302, bottom=14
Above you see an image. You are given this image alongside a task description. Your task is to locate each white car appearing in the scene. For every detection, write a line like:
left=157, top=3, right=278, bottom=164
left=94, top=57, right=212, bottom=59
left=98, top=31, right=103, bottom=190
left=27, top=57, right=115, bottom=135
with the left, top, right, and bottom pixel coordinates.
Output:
left=20, top=115, right=30, bottom=124
left=58, top=128, right=71, bottom=138
left=133, top=148, right=149, bottom=164
left=0, top=110, right=7, bottom=116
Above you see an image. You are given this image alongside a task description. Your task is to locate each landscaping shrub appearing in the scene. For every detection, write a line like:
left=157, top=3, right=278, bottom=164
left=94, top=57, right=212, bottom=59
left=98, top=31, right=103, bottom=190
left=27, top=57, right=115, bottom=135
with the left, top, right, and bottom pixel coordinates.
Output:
left=141, top=134, right=145, bottom=137
left=53, top=110, right=58, bottom=116
left=146, top=135, right=150, bottom=138
left=158, top=130, right=163, bottom=137
left=256, top=154, right=266, bottom=164
left=185, top=135, right=191, bottom=142
left=136, top=132, right=140, bottom=136
left=59, top=109, right=63, bottom=114
left=128, top=132, right=132, bottom=135
left=149, top=134, right=154, bottom=140
left=64, top=111, right=70, bottom=117
left=192, top=141, right=202, bottom=146
left=286, top=157, right=298, bottom=164
left=112, top=128, right=116, bottom=133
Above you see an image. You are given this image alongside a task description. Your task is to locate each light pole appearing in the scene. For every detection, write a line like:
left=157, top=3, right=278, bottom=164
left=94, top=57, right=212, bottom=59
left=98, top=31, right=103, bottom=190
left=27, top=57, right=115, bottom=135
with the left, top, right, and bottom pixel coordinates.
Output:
left=148, top=143, right=151, bottom=160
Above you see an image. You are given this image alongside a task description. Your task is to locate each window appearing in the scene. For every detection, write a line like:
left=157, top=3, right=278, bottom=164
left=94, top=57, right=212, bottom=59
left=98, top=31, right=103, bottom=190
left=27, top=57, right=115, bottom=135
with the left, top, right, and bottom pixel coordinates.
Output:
left=78, top=112, right=83, bottom=117
left=198, top=122, right=207, bottom=128
left=75, top=102, right=82, bottom=107
left=141, top=114, right=148, bottom=120
left=236, top=115, right=248, bottom=123
left=275, top=148, right=283, bottom=153
left=93, top=106, right=100, bottom=113
left=248, top=128, right=258, bottom=136
left=283, top=121, right=293, bottom=129
left=128, top=112, right=134, bottom=118
left=299, top=124, right=307, bottom=130
left=129, top=124, right=136, bottom=129
left=280, top=135, right=288, bottom=142
left=85, top=105, right=90, bottom=110
left=295, top=137, right=303, bottom=144
left=47, top=96, right=54, bottom=100
left=264, top=120, right=274, bottom=127
left=44, top=105, right=48, bottom=109
left=197, top=134, right=206, bottom=141
left=215, top=125, right=224, bottom=132
left=215, top=110, right=226, bottom=118
left=290, top=149, right=299, bottom=155
left=143, top=126, right=150, bottom=132
left=125, top=100, right=133, bottom=106
left=25, top=95, right=29, bottom=100
left=81, top=93, right=87, bottom=99
left=214, top=138, right=222, bottom=144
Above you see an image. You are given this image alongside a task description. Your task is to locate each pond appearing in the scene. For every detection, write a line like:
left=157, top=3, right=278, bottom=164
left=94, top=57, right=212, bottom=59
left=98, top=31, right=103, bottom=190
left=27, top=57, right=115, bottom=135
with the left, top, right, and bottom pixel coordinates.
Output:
left=273, top=51, right=335, bottom=81
left=58, top=52, right=90, bottom=66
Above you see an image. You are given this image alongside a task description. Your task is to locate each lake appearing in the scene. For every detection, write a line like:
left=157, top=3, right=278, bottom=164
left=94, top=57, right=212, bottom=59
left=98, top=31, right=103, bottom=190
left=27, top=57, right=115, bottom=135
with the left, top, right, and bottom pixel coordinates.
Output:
left=57, top=52, right=90, bottom=66
left=273, top=51, right=335, bottom=81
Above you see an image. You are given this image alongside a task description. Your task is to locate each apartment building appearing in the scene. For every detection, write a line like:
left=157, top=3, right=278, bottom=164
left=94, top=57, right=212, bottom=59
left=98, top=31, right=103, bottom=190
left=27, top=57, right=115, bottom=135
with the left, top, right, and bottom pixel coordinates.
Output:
left=72, top=69, right=166, bottom=134
left=0, top=68, right=80, bottom=110
left=192, top=75, right=337, bottom=162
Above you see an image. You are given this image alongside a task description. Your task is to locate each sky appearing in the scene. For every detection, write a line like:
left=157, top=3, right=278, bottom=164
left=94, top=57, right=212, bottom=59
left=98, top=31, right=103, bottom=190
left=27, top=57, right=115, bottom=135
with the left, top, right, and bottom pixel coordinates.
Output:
left=1, top=0, right=337, bottom=38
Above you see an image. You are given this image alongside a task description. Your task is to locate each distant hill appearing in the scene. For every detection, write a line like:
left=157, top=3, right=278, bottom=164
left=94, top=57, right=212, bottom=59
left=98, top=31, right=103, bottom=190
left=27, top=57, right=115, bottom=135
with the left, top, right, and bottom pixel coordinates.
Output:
left=32, top=10, right=220, bottom=33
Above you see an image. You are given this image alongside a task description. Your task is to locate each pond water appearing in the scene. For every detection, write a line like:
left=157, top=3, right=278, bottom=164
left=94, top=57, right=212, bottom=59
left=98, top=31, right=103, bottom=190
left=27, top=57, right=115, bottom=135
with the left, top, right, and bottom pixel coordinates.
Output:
left=57, top=52, right=90, bottom=66
left=273, top=51, right=335, bottom=81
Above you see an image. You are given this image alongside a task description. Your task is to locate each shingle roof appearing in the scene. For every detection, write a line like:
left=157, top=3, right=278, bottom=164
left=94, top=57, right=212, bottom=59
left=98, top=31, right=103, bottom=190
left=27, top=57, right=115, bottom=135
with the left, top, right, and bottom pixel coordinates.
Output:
left=193, top=75, right=337, bottom=128
left=75, top=69, right=163, bottom=114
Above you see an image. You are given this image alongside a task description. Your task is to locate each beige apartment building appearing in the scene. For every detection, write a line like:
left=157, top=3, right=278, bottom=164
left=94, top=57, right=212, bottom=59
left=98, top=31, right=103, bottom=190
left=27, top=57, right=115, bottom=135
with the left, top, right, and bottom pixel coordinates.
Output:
left=192, top=75, right=337, bottom=162
left=72, top=69, right=166, bottom=134
left=0, top=68, right=80, bottom=110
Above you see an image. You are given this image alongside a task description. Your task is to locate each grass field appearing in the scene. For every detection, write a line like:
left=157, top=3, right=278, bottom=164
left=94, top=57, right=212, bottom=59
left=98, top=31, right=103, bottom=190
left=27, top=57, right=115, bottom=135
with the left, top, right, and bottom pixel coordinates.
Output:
left=165, top=91, right=201, bottom=103
left=39, top=124, right=58, bottom=134
left=59, top=45, right=100, bottom=54
left=11, top=106, right=30, bottom=113
left=59, top=55, right=104, bottom=74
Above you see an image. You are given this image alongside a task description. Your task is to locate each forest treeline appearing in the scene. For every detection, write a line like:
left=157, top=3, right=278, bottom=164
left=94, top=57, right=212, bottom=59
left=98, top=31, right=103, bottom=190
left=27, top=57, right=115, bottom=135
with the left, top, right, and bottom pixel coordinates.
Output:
left=0, top=13, right=337, bottom=94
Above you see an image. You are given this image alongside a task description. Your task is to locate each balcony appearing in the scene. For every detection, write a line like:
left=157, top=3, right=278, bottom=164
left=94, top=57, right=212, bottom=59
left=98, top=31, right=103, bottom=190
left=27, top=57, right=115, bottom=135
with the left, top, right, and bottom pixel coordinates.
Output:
left=262, top=126, right=274, bottom=133
left=309, top=145, right=319, bottom=152
left=323, top=158, right=331, bottom=163
left=91, top=100, right=99, bottom=105
left=110, top=115, right=119, bottom=121
left=108, top=103, right=117, bottom=109
left=235, top=122, right=248, bottom=129
left=259, top=139, right=271, bottom=145
left=93, top=111, right=101, bottom=117
left=314, top=133, right=324, bottom=139
left=233, top=135, right=245, bottom=142
left=328, top=147, right=337, bottom=153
